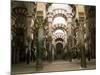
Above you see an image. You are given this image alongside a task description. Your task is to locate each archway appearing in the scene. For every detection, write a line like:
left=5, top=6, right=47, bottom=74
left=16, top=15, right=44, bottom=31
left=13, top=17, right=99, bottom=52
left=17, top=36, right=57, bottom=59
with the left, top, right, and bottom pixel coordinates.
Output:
left=55, top=43, right=63, bottom=60
left=47, top=3, right=75, bottom=61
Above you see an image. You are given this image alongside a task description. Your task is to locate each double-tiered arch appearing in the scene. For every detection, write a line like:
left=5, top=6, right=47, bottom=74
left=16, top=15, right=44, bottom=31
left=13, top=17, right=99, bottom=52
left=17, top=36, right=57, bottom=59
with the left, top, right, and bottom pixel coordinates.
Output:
left=47, top=4, right=75, bottom=48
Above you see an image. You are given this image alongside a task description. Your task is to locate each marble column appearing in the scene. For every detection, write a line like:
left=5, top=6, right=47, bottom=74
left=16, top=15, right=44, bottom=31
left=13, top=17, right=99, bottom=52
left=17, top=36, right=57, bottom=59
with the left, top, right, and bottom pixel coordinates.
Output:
left=79, top=23, right=87, bottom=68
left=35, top=16, right=44, bottom=70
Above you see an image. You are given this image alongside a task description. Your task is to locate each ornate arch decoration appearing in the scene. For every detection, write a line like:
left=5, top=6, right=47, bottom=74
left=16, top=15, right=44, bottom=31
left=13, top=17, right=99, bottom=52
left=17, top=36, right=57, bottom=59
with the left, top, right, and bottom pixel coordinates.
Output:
left=53, top=13, right=67, bottom=21
left=52, top=8, right=67, bottom=21
left=55, top=38, right=64, bottom=42
left=52, top=23, right=67, bottom=32
left=12, top=7, right=28, bottom=16
left=69, top=5, right=76, bottom=18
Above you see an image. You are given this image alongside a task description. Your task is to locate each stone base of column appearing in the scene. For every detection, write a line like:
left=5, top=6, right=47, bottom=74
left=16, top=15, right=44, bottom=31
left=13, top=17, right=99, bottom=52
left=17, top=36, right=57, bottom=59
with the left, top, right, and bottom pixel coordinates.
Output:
left=69, top=58, right=72, bottom=62
left=81, top=60, right=87, bottom=68
left=36, top=59, right=43, bottom=71
left=80, top=46, right=87, bottom=68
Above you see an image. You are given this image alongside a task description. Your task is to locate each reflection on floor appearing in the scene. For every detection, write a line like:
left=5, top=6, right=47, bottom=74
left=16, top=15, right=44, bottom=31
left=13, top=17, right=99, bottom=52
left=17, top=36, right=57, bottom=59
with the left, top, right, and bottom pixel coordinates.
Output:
left=12, top=59, right=96, bottom=74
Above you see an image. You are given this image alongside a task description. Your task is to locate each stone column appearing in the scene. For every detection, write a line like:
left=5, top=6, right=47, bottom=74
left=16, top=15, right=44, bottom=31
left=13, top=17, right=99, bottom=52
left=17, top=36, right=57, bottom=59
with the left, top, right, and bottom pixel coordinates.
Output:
left=76, top=5, right=87, bottom=68
left=25, top=15, right=34, bottom=64
left=67, top=22, right=73, bottom=62
left=79, top=20, right=86, bottom=68
left=47, top=19, right=53, bottom=61
left=51, top=44, right=55, bottom=61
left=35, top=14, right=44, bottom=70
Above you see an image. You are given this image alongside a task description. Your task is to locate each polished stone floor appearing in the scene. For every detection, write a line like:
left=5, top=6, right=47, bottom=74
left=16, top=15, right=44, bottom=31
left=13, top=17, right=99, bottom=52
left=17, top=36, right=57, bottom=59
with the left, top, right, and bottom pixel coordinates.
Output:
left=11, top=59, right=96, bottom=74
